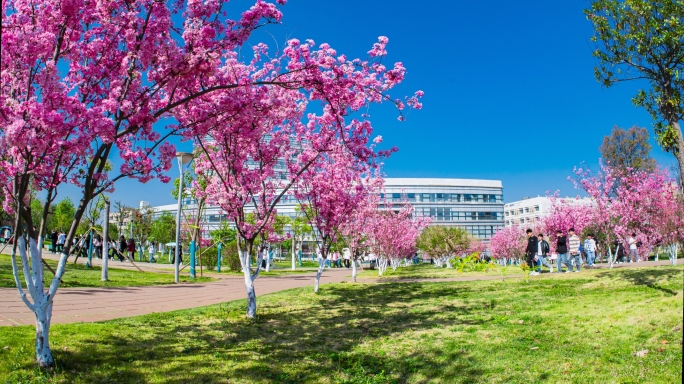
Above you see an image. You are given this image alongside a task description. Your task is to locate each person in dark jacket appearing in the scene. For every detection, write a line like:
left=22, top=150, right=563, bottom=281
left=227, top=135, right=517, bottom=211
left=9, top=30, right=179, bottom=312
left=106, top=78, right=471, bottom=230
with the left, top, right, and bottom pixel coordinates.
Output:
left=534, top=233, right=553, bottom=274
left=50, top=230, right=58, bottom=253
left=525, top=229, right=538, bottom=270
left=556, top=229, right=571, bottom=273
left=118, top=236, right=127, bottom=262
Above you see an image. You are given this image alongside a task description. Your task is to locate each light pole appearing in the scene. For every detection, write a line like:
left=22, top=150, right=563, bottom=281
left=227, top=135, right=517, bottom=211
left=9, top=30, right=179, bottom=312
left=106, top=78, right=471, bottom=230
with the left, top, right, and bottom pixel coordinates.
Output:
left=174, top=152, right=194, bottom=283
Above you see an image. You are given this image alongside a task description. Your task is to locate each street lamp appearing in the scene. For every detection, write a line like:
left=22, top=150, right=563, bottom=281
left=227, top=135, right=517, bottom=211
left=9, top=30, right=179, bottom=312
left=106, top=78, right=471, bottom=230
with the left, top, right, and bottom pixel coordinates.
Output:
left=174, top=152, right=194, bottom=283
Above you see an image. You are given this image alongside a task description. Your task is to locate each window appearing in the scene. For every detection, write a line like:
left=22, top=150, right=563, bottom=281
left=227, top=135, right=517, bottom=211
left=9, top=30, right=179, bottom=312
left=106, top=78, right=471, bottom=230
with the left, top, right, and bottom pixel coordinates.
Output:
left=451, top=194, right=461, bottom=202
left=524, top=207, right=530, bottom=213
left=534, top=205, right=540, bottom=212
left=392, top=193, right=401, bottom=201
left=407, top=193, right=416, bottom=201
left=463, top=194, right=472, bottom=202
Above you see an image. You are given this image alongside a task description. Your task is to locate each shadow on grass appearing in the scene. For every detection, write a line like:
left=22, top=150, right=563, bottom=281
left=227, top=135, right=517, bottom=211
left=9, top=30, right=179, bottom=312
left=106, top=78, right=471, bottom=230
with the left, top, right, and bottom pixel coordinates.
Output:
left=595, top=267, right=683, bottom=296
left=40, top=282, right=487, bottom=383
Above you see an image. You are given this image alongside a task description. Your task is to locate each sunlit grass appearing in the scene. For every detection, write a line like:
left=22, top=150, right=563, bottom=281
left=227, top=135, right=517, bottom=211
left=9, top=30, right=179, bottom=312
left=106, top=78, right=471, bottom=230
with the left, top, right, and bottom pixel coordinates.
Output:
left=0, top=265, right=681, bottom=383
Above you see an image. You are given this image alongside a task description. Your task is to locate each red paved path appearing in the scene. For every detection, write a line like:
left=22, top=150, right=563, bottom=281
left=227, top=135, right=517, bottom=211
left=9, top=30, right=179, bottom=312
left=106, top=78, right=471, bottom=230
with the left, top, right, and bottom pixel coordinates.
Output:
left=0, top=269, right=350, bottom=326
left=1, top=258, right=681, bottom=327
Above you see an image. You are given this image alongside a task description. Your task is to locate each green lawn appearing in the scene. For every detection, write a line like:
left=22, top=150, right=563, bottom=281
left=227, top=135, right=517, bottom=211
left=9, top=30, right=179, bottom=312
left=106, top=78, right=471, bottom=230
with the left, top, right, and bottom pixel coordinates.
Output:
left=0, top=255, right=214, bottom=288
left=355, top=262, right=526, bottom=279
left=0, top=266, right=681, bottom=383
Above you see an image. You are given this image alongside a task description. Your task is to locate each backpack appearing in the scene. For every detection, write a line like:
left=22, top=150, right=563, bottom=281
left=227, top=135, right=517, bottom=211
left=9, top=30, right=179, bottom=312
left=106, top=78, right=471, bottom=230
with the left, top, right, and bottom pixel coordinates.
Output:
left=636, top=241, right=642, bottom=248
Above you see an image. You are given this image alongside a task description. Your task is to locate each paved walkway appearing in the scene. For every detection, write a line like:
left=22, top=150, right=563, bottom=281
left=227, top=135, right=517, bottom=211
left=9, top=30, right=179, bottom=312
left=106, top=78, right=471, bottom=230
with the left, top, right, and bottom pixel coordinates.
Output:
left=0, top=269, right=351, bottom=326
left=0, top=258, right=680, bottom=327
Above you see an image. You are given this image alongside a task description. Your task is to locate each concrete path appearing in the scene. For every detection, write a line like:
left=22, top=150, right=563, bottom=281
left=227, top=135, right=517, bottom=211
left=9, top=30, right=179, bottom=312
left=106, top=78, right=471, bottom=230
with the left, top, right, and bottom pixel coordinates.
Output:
left=0, top=259, right=680, bottom=327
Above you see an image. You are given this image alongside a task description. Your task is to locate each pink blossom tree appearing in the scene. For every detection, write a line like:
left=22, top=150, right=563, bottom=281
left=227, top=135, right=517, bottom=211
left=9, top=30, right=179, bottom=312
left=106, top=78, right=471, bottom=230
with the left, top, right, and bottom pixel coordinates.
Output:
left=190, top=36, right=421, bottom=316
left=338, top=188, right=380, bottom=282
left=540, top=195, right=593, bottom=253
left=488, top=225, right=527, bottom=265
left=366, top=202, right=429, bottom=276
left=295, top=149, right=380, bottom=292
left=0, top=0, right=421, bottom=365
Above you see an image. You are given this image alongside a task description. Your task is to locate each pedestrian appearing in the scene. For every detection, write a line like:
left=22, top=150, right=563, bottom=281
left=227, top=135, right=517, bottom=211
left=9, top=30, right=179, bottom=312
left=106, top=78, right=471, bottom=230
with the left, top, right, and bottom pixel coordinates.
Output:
left=148, top=241, right=157, bottom=263
left=533, top=233, right=553, bottom=275
left=118, top=236, right=127, bottom=261
left=56, top=232, right=66, bottom=253
left=584, top=234, right=597, bottom=267
left=332, top=251, right=340, bottom=268
left=614, top=238, right=625, bottom=263
left=297, top=247, right=303, bottom=267
left=556, top=230, right=570, bottom=273
left=568, top=228, right=581, bottom=273
left=127, top=238, right=136, bottom=261
left=343, top=248, right=351, bottom=268
left=524, top=228, right=538, bottom=272
left=50, top=230, right=58, bottom=253
left=93, top=235, right=102, bottom=259
left=627, top=233, right=638, bottom=263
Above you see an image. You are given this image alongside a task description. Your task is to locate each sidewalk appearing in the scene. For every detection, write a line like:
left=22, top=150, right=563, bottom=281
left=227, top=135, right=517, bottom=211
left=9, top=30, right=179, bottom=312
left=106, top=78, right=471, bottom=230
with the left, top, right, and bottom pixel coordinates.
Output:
left=0, top=268, right=351, bottom=326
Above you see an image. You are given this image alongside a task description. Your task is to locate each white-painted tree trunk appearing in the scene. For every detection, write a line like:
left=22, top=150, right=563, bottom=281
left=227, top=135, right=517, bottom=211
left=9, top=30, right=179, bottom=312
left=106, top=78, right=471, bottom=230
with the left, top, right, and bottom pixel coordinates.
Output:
left=10, top=237, right=67, bottom=368
left=238, top=242, right=263, bottom=319
left=102, top=200, right=110, bottom=281
left=445, top=258, right=453, bottom=269
left=390, top=258, right=401, bottom=271
left=670, top=244, right=678, bottom=266
left=351, top=257, right=357, bottom=282
left=314, top=258, right=325, bottom=293
left=377, top=257, right=388, bottom=276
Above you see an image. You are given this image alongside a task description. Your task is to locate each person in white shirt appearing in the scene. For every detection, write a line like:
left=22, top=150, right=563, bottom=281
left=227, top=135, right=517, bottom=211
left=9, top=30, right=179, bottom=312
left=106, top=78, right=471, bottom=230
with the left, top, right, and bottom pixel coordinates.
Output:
left=627, top=233, right=638, bottom=262
left=148, top=241, right=157, bottom=263
left=342, top=248, right=351, bottom=269
left=584, top=234, right=597, bottom=267
left=56, top=232, right=66, bottom=253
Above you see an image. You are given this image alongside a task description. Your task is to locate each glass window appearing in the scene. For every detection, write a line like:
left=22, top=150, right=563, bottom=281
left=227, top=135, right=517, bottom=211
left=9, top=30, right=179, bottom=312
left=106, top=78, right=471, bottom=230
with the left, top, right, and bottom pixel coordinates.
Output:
left=392, top=193, right=401, bottom=201
left=407, top=193, right=416, bottom=201
left=464, top=194, right=472, bottom=202
left=451, top=194, right=461, bottom=202
left=524, top=207, right=530, bottom=213
left=534, top=205, right=540, bottom=212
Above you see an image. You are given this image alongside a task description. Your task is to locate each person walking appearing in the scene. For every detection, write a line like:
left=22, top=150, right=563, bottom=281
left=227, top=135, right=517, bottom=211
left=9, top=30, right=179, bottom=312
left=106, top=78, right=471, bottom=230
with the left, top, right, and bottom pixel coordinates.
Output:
left=332, top=251, right=340, bottom=268
left=56, top=232, right=66, bottom=253
left=614, top=238, right=625, bottom=264
left=343, top=248, right=351, bottom=268
left=524, top=229, right=538, bottom=272
left=556, top=230, right=570, bottom=273
left=627, top=233, right=638, bottom=263
left=93, top=235, right=102, bottom=259
left=568, top=228, right=581, bottom=272
left=534, top=233, right=553, bottom=274
left=126, top=238, right=136, bottom=261
left=584, top=234, right=597, bottom=267
left=118, top=236, right=127, bottom=261
left=50, top=230, right=58, bottom=253
left=148, top=241, right=157, bottom=263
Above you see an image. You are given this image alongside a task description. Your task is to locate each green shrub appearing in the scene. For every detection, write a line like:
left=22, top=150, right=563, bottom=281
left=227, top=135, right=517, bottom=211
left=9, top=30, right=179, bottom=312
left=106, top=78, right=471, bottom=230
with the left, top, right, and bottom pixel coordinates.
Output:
left=201, top=247, right=218, bottom=271
left=222, top=241, right=242, bottom=271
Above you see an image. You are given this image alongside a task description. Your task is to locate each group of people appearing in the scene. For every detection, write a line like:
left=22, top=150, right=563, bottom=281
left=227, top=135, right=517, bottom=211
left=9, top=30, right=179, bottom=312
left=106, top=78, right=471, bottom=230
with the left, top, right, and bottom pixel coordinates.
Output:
left=525, top=228, right=642, bottom=275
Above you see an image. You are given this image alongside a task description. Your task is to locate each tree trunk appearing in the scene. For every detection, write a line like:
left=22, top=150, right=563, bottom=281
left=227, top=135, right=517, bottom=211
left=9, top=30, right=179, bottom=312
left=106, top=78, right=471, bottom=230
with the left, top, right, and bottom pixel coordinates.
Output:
left=102, top=199, right=110, bottom=281
left=671, top=121, right=684, bottom=190
left=35, top=301, right=54, bottom=368
left=11, top=237, right=67, bottom=368
left=314, top=258, right=325, bottom=293
left=445, top=259, right=453, bottom=269
left=351, top=257, right=357, bottom=282
left=244, top=264, right=257, bottom=318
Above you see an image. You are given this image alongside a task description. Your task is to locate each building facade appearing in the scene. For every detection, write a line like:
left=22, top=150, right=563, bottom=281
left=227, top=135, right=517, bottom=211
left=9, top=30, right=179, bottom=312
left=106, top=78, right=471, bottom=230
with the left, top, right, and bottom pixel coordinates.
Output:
left=504, top=196, right=592, bottom=227
left=149, top=177, right=505, bottom=243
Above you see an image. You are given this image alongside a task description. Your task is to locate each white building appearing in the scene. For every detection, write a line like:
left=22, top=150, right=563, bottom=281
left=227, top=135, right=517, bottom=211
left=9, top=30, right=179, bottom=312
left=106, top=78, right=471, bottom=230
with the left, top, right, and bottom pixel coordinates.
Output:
left=504, top=196, right=592, bottom=227
left=148, top=177, right=505, bottom=253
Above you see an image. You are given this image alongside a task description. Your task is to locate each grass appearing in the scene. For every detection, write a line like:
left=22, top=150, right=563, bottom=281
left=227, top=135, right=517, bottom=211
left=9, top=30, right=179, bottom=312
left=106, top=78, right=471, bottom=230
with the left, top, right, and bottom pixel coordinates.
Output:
left=355, top=262, right=526, bottom=280
left=0, top=265, right=681, bottom=383
left=0, top=255, right=214, bottom=288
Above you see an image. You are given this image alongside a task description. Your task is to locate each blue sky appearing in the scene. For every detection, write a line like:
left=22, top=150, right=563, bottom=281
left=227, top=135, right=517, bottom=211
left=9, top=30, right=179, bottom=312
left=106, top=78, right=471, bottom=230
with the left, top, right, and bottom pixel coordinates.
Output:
left=62, top=0, right=676, bottom=208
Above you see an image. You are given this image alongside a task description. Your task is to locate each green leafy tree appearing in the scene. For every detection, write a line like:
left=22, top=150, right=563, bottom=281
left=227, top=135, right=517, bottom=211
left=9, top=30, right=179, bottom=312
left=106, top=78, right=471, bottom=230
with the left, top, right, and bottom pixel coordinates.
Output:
left=599, top=125, right=657, bottom=173
left=586, top=0, right=684, bottom=187
left=210, top=221, right=237, bottom=244
left=53, top=197, right=76, bottom=232
left=150, top=211, right=176, bottom=246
